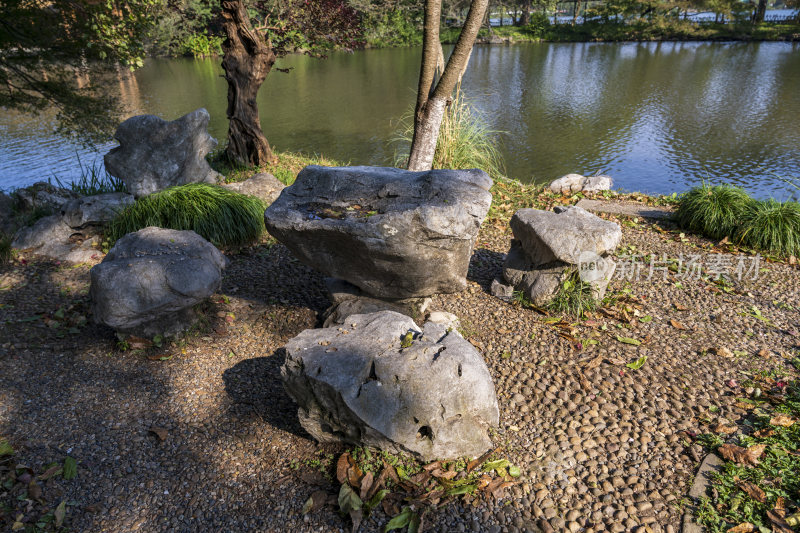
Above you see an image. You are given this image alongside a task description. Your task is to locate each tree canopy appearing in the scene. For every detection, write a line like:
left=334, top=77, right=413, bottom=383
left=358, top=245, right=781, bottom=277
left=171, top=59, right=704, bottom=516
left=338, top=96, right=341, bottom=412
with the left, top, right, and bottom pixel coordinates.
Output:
left=0, top=0, right=159, bottom=145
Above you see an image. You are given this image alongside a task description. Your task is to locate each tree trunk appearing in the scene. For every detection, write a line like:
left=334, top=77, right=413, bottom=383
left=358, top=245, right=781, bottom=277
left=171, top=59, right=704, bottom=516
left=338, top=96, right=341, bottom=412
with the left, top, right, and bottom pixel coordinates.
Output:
left=573, top=0, right=582, bottom=24
left=752, top=0, right=767, bottom=22
left=407, top=0, right=489, bottom=171
left=520, top=0, right=531, bottom=25
left=221, top=0, right=276, bottom=167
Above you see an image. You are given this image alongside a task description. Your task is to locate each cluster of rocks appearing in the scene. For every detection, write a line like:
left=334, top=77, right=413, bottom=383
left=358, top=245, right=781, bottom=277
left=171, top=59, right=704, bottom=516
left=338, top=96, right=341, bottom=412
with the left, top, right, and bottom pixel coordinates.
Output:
left=10, top=189, right=133, bottom=263
left=264, top=165, right=493, bottom=320
left=492, top=206, right=622, bottom=306
left=267, top=165, right=501, bottom=459
left=550, top=173, right=613, bottom=195
left=90, top=227, right=228, bottom=337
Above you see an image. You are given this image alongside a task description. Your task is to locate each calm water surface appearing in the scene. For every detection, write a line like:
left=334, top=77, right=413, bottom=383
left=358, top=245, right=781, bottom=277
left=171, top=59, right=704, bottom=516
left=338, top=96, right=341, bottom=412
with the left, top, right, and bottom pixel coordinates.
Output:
left=1, top=41, right=798, bottom=197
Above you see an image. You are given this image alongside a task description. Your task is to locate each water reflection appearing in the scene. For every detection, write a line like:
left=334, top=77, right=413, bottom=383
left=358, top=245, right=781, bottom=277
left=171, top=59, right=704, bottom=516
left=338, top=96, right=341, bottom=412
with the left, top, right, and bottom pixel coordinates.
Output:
left=0, top=42, right=798, bottom=198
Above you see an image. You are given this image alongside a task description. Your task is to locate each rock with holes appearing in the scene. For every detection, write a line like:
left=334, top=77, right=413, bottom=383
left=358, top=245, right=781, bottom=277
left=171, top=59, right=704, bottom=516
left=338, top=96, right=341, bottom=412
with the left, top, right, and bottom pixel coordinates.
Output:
left=264, top=165, right=492, bottom=299
left=281, top=310, right=499, bottom=460
left=549, top=173, right=613, bottom=194
left=90, top=227, right=227, bottom=336
left=104, top=108, right=221, bottom=198
left=498, top=207, right=620, bottom=306
left=61, top=192, right=134, bottom=228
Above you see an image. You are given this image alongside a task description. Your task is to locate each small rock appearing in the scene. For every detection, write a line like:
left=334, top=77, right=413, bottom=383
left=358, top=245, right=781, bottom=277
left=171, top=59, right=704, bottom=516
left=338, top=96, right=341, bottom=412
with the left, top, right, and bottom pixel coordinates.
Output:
left=61, top=192, right=134, bottom=228
left=221, top=173, right=285, bottom=205
left=549, top=174, right=586, bottom=194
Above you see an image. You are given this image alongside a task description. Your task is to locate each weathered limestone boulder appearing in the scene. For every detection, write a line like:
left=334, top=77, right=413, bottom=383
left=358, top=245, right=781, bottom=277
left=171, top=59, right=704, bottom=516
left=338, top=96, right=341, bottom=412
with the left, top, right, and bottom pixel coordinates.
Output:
left=582, top=175, right=613, bottom=193
left=321, top=278, right=431, bottom=328
left=12, top=215, right=73, bottom=250
left=511, top=206, right=622, bottom=266
left=281, top=310, right=499, bottom=460
left=497, top=206, right=621, bottom=306
left=549, top=173, right=587, bottom=194
left=264, top=165, right=493, bottom=299
left=104, top=108, right=221, bottom=198
left=549, top=174, right=613, bottom=194
left=90, top=227, right=227, bottom=336
left=61, top=192, right=134, bottom=228
left=221, top=173, right=285, bottom=205
left=14, top=181, right=78, bottom=212
left=11, top=215, right=103, bottom=263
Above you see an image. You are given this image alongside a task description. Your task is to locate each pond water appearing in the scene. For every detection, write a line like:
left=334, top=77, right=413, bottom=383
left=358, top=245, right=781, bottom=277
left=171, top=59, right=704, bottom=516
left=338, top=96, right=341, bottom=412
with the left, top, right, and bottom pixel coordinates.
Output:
left=1, top=41, right=799, bottom=198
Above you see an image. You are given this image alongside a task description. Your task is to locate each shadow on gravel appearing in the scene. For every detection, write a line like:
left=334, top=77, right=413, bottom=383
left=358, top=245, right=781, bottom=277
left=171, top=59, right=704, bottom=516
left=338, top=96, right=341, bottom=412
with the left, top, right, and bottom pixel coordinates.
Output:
left=467, top=247, right=506, bottom=287
left=222, top=350, right=310, bottom=439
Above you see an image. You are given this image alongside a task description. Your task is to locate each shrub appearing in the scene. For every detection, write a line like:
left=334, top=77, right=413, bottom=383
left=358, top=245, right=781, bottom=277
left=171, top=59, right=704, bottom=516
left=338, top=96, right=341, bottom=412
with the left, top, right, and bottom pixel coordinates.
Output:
left=107, top=183, right=266, bottom=247
left=180, top=33, right=224, bottom=58
left=675, top=184, right=753, bottom=240
left=526, top=12, right=551, bottom=37
left=737, top=200, right=800, bottom=257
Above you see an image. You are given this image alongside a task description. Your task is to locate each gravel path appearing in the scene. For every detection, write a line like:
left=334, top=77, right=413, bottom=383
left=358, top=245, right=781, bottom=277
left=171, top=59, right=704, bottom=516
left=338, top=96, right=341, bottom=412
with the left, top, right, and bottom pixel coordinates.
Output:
left=1, top=214, right=799, bottom=533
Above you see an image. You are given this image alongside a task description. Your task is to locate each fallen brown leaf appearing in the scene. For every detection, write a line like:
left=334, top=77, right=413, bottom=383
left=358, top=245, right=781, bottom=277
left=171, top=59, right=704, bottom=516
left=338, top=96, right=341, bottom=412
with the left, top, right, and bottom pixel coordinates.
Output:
left=336, top=453, right=351, bottom=485
left=584, top=355, right=603, bottom=371
left=467, top=447, right=500, bottom=473
left=674, top=303, right=689, bottom=311
left=770, top=414, right=795, bottom=427
left=713, top=346, right=734, bottom=358
left=28, top=480, right=41, bottom=500
left=754, top=428, right=775, bottom=438
left=736, top=481, right=766, bottom=503
left=670, top=319, right=687, bottom=330
left=127, top=336, right=152, bottom=350
left=757, top=348, right=770, bottom=358
left=359, top=471, right=373, bottom=500
left=726, top=523, right=754, bottom=533
left=364, top=467, right=388, bottom=502
left=767, top=510, right=794, bottom=533
left=718, top=443, right=767, bottom=466
left=714, top=423, right=738, bottom=435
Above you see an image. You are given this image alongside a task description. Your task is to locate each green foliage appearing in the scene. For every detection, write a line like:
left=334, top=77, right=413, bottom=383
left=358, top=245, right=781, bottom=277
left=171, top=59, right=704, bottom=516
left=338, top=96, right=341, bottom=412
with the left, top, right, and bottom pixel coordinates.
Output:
left=209, top=149, right=346, bottom=186
left=547, top=269, right=597, bottom=318
left=394, top=90, right=506, bottom=180
left=180, top=33, right=224, bottom=57
left=362, top=9, right=422, bottom=47
left=675, top=184, right=753, bottom=240
left=737, top=199, right=800, bottom=257
left=525, top=13, right=552, bottom=37
left=0, top=233, right=12, bottom=265
left=107, top=183, right=267, bottom=247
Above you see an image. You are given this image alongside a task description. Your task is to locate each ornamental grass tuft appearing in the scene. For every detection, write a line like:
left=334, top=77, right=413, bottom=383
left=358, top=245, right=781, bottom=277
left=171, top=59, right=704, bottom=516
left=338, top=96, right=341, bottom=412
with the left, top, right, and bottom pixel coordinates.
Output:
left=737, top=199, right=800, bottom=257
left=107, top=183, right=266, bottom=247
left=675, top=184, right=753, bottom=240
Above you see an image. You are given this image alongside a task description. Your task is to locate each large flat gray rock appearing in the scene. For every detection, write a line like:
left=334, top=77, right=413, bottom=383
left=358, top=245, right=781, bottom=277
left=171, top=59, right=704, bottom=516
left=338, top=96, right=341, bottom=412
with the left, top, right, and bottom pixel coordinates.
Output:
left=281, top=310, right=499, bottom=460
left=264, top=166, right=492, bottom=299
left=104, top=108, right=221, bottom=198
left=90, top=227, right=227, bottom=336
left=510, top=206, right=622, bottom=266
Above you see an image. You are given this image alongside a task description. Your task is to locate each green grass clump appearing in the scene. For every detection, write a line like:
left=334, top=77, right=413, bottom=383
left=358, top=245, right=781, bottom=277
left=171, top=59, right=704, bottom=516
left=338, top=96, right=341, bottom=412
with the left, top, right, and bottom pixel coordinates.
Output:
left=0, top=233, right=12, bottom=264
left=209, top=149, right=345, bottom=187
left=106, top=183, right=266, bottom=247
left=737, top=199, right=800, bottom=257
left=51, top=155, right=126, bottom=196
left=675, top=184, right=753, bottom=240
left=395, top=89, right=506, bottom=181
left=547, top=269, right=597, bottom=318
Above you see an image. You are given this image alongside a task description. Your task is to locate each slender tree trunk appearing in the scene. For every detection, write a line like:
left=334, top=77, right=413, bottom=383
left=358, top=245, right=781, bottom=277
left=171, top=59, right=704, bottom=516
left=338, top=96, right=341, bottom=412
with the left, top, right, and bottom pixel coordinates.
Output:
left=407, top=0, right=489, bottom=171
left=221, top=0, right=276, bottom=167
left=752, top=0, right=767, bottom=22
left=520, top=0, right=531, bottom=25
left=573, top=0, right=582, bottom=24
